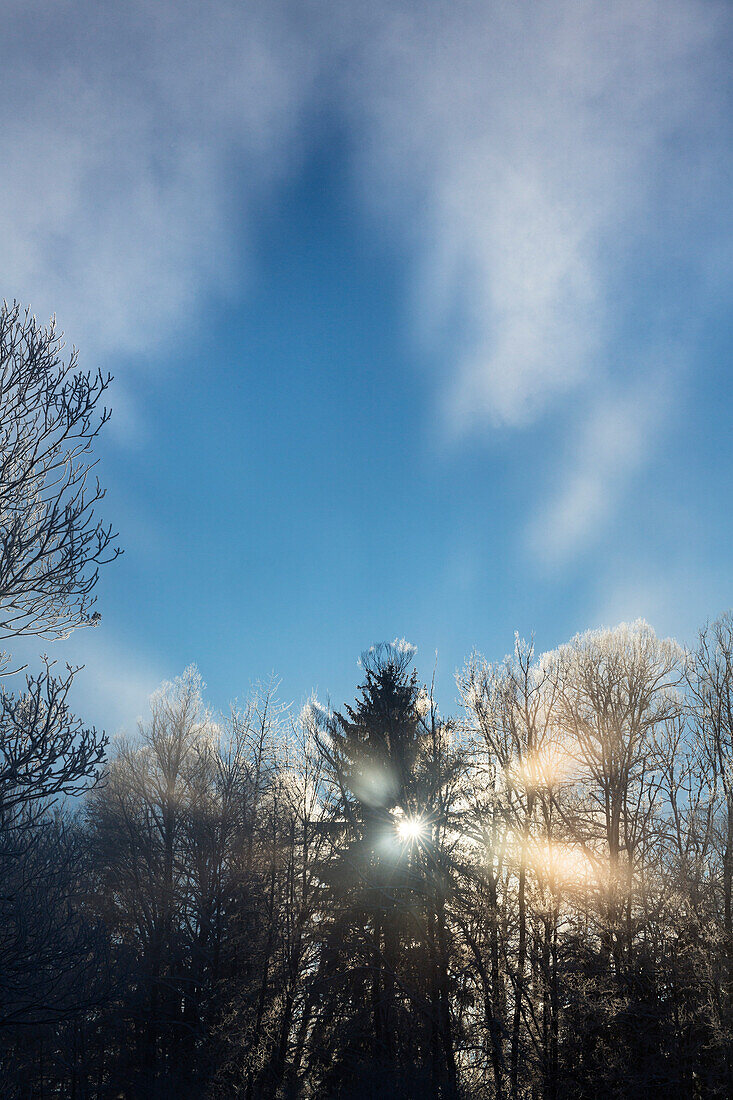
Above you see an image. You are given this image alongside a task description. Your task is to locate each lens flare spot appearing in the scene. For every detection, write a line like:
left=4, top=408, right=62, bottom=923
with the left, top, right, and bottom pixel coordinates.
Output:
left=396, top=816, right=425, bottom=842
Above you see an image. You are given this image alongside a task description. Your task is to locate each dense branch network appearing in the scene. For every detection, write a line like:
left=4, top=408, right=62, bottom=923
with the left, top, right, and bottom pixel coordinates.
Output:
left=0, top=300, right=121, bottom=641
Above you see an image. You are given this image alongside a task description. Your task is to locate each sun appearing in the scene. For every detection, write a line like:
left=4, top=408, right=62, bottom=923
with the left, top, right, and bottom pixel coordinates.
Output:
left=396, top=816, right=425, bottom=843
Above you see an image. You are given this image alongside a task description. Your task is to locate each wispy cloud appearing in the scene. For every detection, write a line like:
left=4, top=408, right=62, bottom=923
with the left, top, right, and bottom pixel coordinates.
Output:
left=338, top=0, right=733, bottom=558
left=526, top=368, right=672, bottom=566
left=3, top=1, right=732, bottom=562
left=1, top=0, right=317, bottom=361
left=5, top=627, right=165, bottom=736
left=592, top=560, right=732, bottom=649
left=345, top=1, right=730, bottom=426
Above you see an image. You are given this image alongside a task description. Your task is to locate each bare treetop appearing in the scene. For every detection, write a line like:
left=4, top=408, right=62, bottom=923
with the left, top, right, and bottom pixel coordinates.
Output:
left=0, top=301, right=121, bottom=641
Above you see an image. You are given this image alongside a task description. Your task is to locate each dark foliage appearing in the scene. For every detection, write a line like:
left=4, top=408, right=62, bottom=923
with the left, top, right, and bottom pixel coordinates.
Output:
left=4, top=302, right=733, bottom=1098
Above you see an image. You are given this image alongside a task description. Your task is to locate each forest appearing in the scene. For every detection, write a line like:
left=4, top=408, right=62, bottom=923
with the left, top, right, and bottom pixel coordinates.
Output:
left=3, top=302, right=733, bottom=1100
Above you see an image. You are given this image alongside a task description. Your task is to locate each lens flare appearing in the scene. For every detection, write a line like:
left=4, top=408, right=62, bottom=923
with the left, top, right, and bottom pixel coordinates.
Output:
left=512, top=738, right=574, bottom=790
left=396, top=816, right=425, bottom=842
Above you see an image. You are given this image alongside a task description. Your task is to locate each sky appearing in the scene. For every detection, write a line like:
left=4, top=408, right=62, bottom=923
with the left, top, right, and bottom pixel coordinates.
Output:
left=3, top=0, right=733, bottom=732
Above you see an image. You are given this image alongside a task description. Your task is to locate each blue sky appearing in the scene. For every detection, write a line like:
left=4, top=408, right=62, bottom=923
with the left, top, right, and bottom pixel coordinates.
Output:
left=3, top=0, right=733, bottom=731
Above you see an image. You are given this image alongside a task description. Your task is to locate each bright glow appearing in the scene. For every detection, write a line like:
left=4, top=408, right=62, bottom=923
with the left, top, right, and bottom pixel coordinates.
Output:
left=396, top=816, right=425, bottom=843
left=511, top=737, right=575, bottom=791
left=505, top=831, right=599, bottom=889
left=532, top=840, right=597, bottom=888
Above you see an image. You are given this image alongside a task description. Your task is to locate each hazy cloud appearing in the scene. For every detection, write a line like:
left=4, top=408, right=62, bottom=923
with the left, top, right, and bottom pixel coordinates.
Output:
left=338, top=1, right=733, bottom=557
left=3, top=1, right=732, bottom=558
left=592, top=561, right=732, bottom=648
left=342, top=0, right=731, bottom=424
left=4, top=627, right=165, bottom=737
left=526, top=370, right=671, bottom=565
left=1, top=0, right=318, bottom=359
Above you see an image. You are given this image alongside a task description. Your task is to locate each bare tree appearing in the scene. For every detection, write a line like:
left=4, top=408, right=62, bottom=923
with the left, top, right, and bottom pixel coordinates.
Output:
left=460, top=637, right=562, bottom=1100
left=0, top=813, right=108, bottom=1030
left=0, top=302, right=118, bottom=1083
left=0, top=298, right=113, bottom=937
left=550, top=621, right=682, bottom=976
left=0, top=297, right=115, bottom=870
left=0, top=661, right=106, bottom=833
left=0, top=300, right=120, bottom=643
left=688, top=615, right=733, bottom=947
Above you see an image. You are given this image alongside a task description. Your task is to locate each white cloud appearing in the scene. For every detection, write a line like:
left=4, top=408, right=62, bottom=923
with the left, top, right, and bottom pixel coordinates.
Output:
left=4, top=627, right=165, bottom=736
left=0, top=0, right=317, bottom=361
left=344, top=0, right=730, bottom=429
left=66, top=637, right=164, bottom=736
left=3, top=0, right=732, bottom=563
left=592, top=562, right=732, bottom=650
left=526, top=368, right=672, bottom=565
left=337, top=1, right=733, bottom=560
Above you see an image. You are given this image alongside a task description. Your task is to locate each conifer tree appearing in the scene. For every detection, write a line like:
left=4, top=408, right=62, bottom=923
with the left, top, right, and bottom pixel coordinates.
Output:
left=311, top=641, right=435, bottom=1098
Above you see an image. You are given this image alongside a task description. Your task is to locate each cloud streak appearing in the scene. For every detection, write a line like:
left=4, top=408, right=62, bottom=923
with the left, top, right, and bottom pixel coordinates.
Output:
left=5, top=627, right=165, bottom=737
left=1, top=0, right=317, bottom=359
left=338, top=0, right=733, bottom=555
left=343, top=1, right=730, bottom=423
left=526, top=368, right=672, bottom=566
left=3, top=1, right=732, bottom=560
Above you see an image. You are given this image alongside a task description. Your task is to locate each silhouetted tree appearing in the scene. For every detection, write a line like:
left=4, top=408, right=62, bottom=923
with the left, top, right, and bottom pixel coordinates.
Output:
left=308, top=641, right=450, bottom=1098
left=6, top=622, right=733, bottom=1097
left=0, top=300, right=120, bottom=643
left=0, top=301, right=117, bottom=1095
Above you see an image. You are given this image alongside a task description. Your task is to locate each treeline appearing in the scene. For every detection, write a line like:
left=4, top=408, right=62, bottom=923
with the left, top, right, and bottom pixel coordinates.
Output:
left=3, top=302, right=733, bottom=1097
left=3, top=621, right=733, bottom=1098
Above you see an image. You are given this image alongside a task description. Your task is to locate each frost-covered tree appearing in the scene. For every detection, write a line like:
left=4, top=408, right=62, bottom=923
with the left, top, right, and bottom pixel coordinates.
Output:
left=309, top=641, right=456, bottom=1098
left=0, top=301, right=120, bottom=643
left=549, top=621, right=682, bottom=968
left=8, top=624, right=733, bottom=1097
left=0, top=303, right=116, bottom=1075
